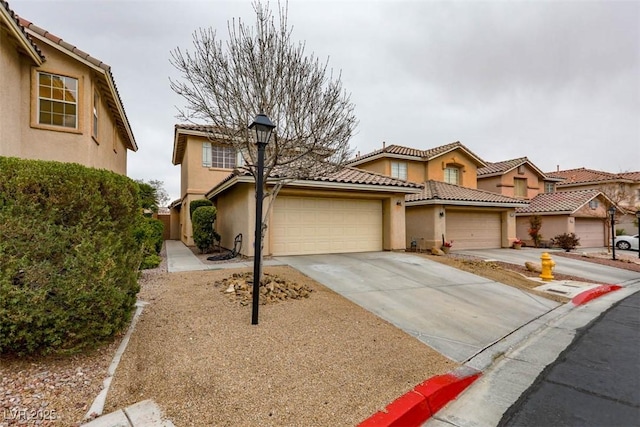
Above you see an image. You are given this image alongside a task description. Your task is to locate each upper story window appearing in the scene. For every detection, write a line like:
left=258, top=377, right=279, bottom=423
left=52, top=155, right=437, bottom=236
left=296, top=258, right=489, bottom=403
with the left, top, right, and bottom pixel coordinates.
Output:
left=588, top=200, right=599, bottom=209
left=202, top=142, right=237, bottom=169
left=92, top=90, right=99, bottom=140
left=391, top=161, right=407, bottom=180
left=545, top=182, right=555, bottom=193
left=514, top=178, right=527, bottom=197
left=38, top=72, right=77, bottom=129
left=444, top=166, right=459, bottom=185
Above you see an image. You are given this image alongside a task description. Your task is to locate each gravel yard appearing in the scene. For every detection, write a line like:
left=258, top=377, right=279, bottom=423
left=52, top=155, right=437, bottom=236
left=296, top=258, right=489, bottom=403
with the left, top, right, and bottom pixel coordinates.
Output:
left=2, top=245, right=637, bottom=426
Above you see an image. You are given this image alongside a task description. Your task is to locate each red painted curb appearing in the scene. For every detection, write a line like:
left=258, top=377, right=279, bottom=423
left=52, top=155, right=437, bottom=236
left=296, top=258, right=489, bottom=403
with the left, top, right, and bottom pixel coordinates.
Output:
left=572, top=284, right=622, bottom=306
left=358, top=370, right=481, bottom=427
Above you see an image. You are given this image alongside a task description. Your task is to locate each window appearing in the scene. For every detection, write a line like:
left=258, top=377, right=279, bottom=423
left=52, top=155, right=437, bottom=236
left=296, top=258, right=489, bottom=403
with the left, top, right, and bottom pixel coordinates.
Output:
left=589, top=200, right=599, bottom=209
left=202, top=142, right=236, bottom=169
left=391, top=162, right=407, bottom=180
left=38, top=72, right=77, bottom=128
left=514, top=178, right=527, bottom=197
left=444, top=167, right=459, bottom=185
left=545, top=182, right=554, bottom=193
left=92, top=90, right=99, bottom=140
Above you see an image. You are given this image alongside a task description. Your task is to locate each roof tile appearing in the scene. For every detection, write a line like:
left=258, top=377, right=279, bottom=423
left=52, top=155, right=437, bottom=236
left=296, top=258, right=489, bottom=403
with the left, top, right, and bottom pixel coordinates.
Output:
left=515, top=189, right=601, bottom=213
left=406, top=180, right=528, bottom=205
left=0, top=0, right=44, bottom=61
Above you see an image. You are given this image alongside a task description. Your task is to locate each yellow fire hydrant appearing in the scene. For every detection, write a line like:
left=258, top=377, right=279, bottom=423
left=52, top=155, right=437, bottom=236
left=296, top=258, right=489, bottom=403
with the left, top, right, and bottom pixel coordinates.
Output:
left=539, top=252, right=555, bottom=281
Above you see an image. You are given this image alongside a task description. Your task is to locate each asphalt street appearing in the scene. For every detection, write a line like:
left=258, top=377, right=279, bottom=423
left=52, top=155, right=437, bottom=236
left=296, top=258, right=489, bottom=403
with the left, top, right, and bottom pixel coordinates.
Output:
left=499, top=290, right=640, bottom=426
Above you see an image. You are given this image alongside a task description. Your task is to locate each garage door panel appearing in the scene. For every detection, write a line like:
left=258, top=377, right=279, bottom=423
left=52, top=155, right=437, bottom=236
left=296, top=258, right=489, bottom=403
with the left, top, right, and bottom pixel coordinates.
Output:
left=575, top=218, right=604, bottom=247
left=446, top=211, right=501, bottom=250
left=272, top=197, right=382, bottom=255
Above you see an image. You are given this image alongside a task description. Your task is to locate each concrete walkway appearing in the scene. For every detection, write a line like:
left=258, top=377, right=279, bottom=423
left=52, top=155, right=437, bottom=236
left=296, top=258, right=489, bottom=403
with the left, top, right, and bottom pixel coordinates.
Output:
left=82, top=400, right=174, bottom=427
left=165, top=239, right=285, bottom=272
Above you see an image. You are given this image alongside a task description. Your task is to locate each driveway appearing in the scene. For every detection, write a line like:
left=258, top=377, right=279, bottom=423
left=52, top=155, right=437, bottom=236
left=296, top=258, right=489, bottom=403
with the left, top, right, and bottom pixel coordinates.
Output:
left=276, top=252, right=559, bottom=363
left=456, top=248, right=640, bottom=286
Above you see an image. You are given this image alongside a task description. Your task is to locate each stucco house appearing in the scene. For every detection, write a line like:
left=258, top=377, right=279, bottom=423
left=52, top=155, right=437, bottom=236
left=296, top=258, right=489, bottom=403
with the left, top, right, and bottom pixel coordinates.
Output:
left=514, top=189, right=615, bottom=248
left=170, top=124, right=421, bottom=255
left=477, top=159, right=620, bottom=247
left=0, top=0, right=137, bottom=175
left=547, top=168, right=640, bottom=235
left=348, top=142, right=527, bottom=250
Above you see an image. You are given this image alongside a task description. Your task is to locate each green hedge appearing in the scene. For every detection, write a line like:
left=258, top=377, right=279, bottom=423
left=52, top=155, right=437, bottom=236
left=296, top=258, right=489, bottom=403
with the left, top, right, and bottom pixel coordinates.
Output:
left=192, top=206, right=218, bottom=253
left=0, top=157, right=142, bottom=355
left=135, top=217, right=164, bottom=269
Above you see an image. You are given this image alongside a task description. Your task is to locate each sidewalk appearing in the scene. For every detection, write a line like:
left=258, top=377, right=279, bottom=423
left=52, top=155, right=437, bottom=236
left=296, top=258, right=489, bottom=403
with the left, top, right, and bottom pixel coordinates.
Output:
left=425, top=282, right=640, bottom=427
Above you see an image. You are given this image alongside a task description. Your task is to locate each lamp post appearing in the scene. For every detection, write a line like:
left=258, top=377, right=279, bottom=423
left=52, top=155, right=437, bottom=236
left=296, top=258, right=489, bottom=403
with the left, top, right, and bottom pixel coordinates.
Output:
left=608, top=206, right=616, bottom=261
left=636, top=210, right=640, bottom=259
left=249, top=113, right=275, bottom=325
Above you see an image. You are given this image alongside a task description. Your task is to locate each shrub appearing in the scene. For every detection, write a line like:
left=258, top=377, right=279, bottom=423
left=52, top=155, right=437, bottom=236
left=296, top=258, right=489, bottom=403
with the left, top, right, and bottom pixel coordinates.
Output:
left=192, top=206, right=219, bottom=253
left=551, top=232, right=580, bottom=252
left=528, top=215, right=543, bottom=248
left=134, top=217, right=164, bottom=269
left=616, top=228, right=626, bottom=236
left=0, top=157, right=141, bottom=355
left=190, top=199, right=213, bottom=220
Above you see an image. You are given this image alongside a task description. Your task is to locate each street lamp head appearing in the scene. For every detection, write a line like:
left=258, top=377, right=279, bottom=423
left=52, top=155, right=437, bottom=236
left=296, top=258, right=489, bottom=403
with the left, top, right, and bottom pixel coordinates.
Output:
left=249, top=113, right=276, bottom=145
left=608, top=206, right=616, bottom=217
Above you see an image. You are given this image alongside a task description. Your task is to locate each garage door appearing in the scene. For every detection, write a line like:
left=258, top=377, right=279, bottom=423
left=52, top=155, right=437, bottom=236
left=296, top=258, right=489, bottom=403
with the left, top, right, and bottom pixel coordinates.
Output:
left=446, top=211, right=502, bottom=250
left=575, top=218, right=605, bottom=247
left=271, top=197, right=383, bottom=255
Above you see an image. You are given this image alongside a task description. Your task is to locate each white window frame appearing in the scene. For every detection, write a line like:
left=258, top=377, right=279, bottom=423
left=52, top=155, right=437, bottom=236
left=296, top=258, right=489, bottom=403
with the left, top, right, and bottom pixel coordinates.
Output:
left=391, top=161, right=407, bottom=180
left=37, top=71, right=78, bottom=129
left=588, top=200, right=599, bottom=209
left=202, top=142, right=237, bottom=169
left=545, top=182, right=554, bottom=193
left=444, top=167, right=459, bottom=185
left=92, top=90, right=99, bottom=140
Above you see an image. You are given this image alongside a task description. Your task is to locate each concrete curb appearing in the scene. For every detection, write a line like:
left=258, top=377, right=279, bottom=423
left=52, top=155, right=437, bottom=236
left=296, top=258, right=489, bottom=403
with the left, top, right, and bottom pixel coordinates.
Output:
left=84, top=300, right=148, bottom=420
left=358, top=366, right=481, bottom=427
left=359, top=281, right=635, bottom=427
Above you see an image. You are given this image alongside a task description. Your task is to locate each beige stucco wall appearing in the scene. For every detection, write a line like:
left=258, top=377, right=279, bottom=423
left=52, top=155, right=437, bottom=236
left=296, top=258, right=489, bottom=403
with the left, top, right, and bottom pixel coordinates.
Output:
left=213, top=183, right=254, bottom=255
left=424, top=149, right=479, bottom=188
left=516, top=215, right=570, bottom=245
left=1, top=35, right=128, bottom=174
left=478, top=165, right=544, bottom=199
left=0, top=27, right=23, bottom=158
left=406, top=204, right=446, bottom=250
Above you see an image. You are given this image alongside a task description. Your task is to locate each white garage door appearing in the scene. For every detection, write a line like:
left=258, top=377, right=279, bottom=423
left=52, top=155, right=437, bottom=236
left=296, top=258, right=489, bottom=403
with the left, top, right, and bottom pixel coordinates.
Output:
left=575, top=218, right=605, bottom=247
left=271, top=197, right=383, bottom=256
left=446, top=211, right=502, bottom=250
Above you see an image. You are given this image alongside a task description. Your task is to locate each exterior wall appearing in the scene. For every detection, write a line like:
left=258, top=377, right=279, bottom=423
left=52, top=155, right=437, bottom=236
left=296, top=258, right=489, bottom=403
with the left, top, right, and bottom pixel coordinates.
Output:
left=355, top=158, right=388, bottom=176
left=573, top=197, right=608, bottom=219
left=516, top=215, right=570, bottom=245
left=424, top=149, right=479, bottom=188
left=213, top=183, right=253, bottom=255
left=182, top=134, right=234, bottom=196
left=169, top=207, right=181, bottom=240
left=406, top=204, right=446, bottom=250
left=1, top=37, right=128, bottom=174
left=382, top=195, right=406, bottom=250
left=478, top=165, right=544, bottom=199
left=0, top=27, right=23, bottom=157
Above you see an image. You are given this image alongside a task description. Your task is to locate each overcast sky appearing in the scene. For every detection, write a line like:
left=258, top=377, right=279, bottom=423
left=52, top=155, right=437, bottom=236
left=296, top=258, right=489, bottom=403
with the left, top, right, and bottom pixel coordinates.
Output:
left=12, top=0, right=639, bottom=203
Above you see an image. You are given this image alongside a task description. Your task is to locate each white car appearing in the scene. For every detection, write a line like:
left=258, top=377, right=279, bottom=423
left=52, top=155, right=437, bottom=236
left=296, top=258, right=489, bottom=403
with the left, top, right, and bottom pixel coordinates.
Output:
left=613, top=234, right=639, bottom=251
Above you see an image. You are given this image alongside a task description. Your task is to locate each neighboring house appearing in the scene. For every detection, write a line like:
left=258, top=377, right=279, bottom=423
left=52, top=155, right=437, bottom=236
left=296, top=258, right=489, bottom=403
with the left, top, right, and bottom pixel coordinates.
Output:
left=349, top=142, right=526, bottom=250
left=477, top=157, right=563, bottom=199
left=171, top=124, right=421, bottom=254
left=547, top=168, right=640, bottom=235
left=514, top=189, right=614, bottom=248
left=0, top=0, right=137, bottom=174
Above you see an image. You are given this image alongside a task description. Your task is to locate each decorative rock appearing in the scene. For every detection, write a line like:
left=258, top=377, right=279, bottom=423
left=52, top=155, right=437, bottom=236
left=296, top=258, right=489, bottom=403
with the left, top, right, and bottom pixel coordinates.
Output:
left=224, top=284, right=235, bottom=293
left=525, top=261, right=541, bottom=273
left=431, top=247, right=445, bottom=256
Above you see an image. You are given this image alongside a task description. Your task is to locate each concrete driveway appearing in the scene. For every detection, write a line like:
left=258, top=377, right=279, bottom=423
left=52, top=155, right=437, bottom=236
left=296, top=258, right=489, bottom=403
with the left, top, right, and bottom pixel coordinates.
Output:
left=276, top=252, right=559, bottom=363
left=456, top=248, right=640, bottom=286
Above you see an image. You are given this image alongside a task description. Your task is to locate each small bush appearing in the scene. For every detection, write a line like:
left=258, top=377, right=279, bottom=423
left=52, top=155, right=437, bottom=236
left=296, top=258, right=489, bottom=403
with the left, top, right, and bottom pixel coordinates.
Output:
left=190, top=199, right=213, bottom=220
left=134, top=217, right=164, bottom=269
left=528, top=215, right=543, bottom=248
left=616, top=228, right=626, bottom=236
left=0, top=157, right=141, bottom=355
left=551, top=232, right=580, bottom=252
left=192, top=206, right=219, bottom=253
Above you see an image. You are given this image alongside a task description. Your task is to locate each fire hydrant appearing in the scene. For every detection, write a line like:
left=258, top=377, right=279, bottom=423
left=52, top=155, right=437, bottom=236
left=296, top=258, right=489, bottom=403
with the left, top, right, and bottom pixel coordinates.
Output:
left=539, top=252, right=555, bottom=281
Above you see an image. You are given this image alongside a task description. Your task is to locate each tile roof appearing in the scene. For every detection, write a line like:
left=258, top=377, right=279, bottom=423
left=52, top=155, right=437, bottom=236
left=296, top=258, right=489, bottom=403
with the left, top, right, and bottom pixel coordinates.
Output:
left=546, top=168, right=618, bottom=185
left=173, top=124, right=236, bottom=165
left=406, top=180, right=529, bottom=206
left=348, top=141, right=487, bottom=166
left=515, top=189, right=601, bottom=214
left=616, top=171, right=640, bottom=181
left=17, top=17, right=137, bottom=151
left=207, top=166, right=423, bottom=198
left=478, top=157, right=528, bottom=176
left=0, top=0, right=43, bottom=62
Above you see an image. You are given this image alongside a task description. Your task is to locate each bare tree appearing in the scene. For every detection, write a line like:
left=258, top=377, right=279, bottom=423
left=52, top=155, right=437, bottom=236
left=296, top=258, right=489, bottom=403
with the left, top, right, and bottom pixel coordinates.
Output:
left=169, top=1, right=357, bottom=265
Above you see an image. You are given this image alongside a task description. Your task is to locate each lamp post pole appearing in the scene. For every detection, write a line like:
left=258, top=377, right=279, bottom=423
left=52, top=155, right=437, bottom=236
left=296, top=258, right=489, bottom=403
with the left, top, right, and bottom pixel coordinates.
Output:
left=636, top=211, right=640, bottom=259
left=248, top=113, right=275, bottom=325
left=609, top=206, right=616, bottom=261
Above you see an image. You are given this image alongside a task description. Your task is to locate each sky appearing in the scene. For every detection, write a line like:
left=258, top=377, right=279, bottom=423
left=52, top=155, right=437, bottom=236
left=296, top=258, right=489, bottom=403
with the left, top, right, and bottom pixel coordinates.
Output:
left=11, top=0, right=639, bottom=203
